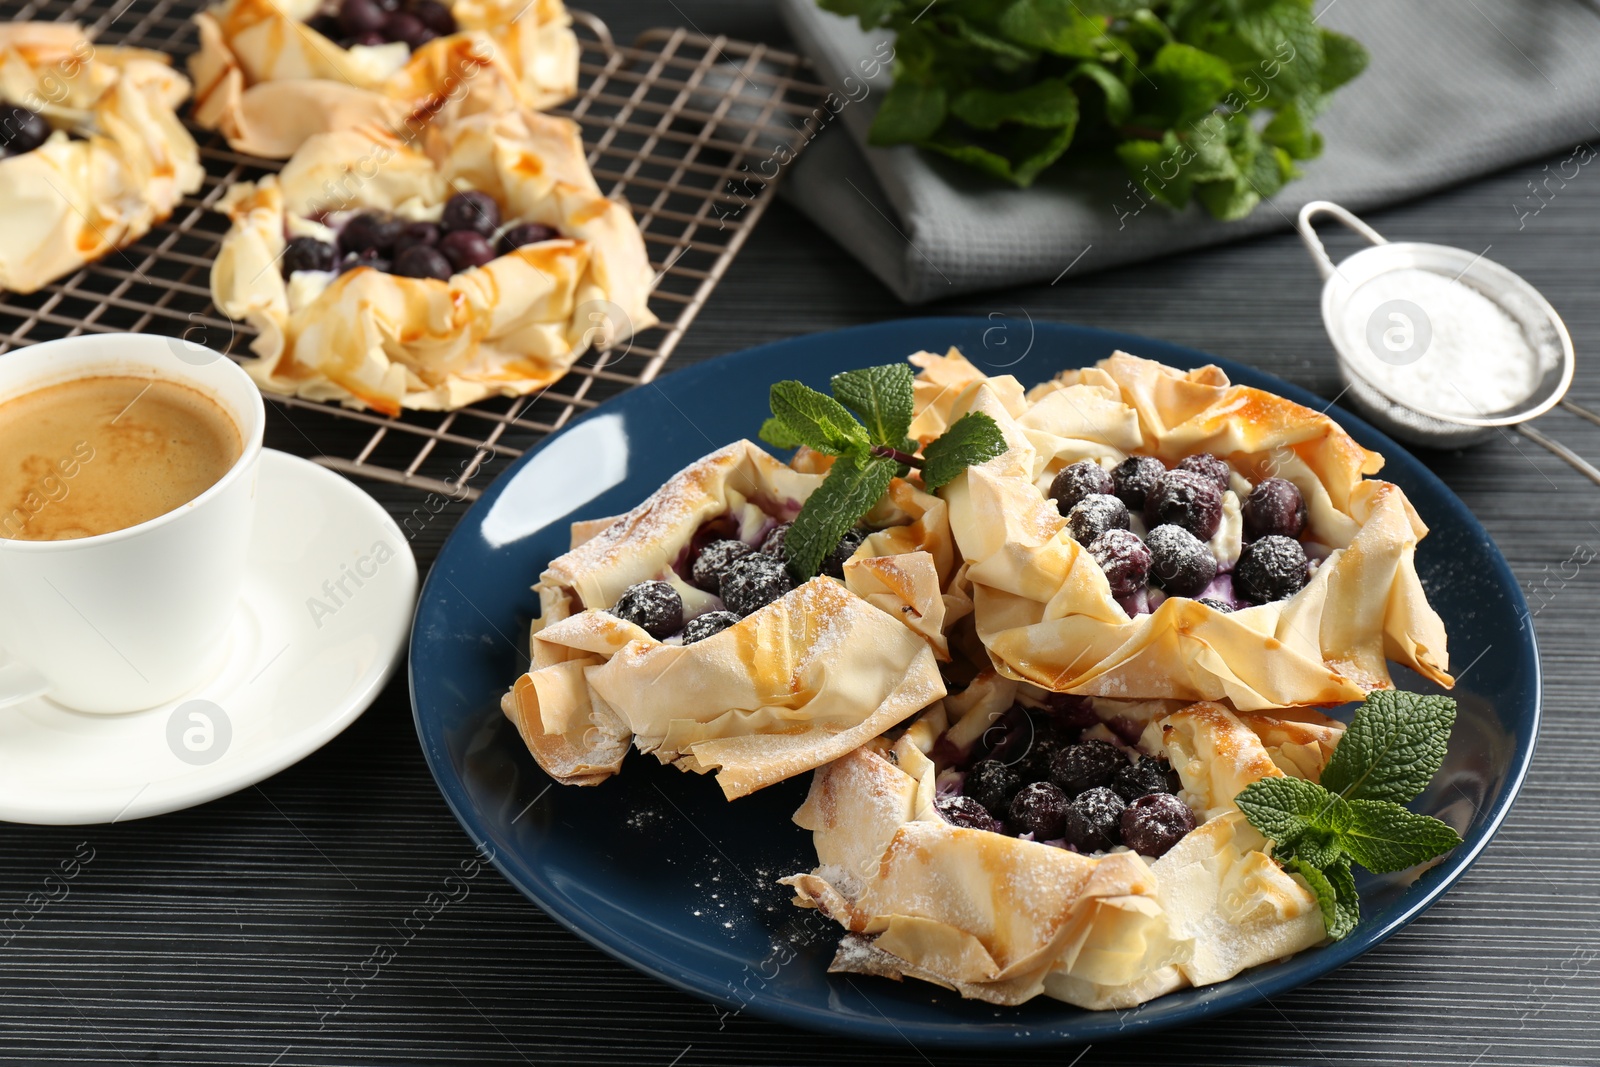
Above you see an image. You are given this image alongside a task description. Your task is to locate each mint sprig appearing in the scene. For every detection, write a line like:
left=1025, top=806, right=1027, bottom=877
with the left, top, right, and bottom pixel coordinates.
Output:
left=825, top=0, right=1370, bottom=218
left=758, top=364, right=1006, bottom=580
left=1234, top=690, right=1464, bottom=942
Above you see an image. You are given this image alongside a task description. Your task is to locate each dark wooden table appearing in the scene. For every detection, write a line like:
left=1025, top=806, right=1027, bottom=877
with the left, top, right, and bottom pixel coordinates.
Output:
left=3, top=3, right=1597, bottom=1064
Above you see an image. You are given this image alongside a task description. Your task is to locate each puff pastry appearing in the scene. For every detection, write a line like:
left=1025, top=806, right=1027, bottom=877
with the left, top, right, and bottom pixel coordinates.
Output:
left=0, top=24, right=203, bottom=294
left=501, top=440, right=957, bottom=799
left=925, top=348, right=1452, bottom=710
left=190, top=0, right=579, bottom=158
left=211, top=102, right=655, bottom=414
left=783, top=697, right=1343, bottom=1009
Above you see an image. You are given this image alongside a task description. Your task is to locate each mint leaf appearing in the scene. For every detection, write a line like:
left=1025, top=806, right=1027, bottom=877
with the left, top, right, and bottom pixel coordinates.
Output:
left=1319, top=690, right=1457, bottom=804
left=1336, top=799, right=1464, bottom=875
left=869, top=80, right=947, bottom=146
left=769, top=381, right=870, bottom=456
left=997, top=0, right=1103, bottom=57
left=831, top=364, right=915, bottom=448
left=1319, top=30, right=1369, bottom=93
left=1283, top=827, right=1344, bottom=869
left=784, top=453, right=897, bottom=581
left=1234, top=0, right=1323, bottom=97
left=951, top=78, right=1080, bottom=130
left=1071, top=61, right=1132, bottom=124
left=1148, top=42, right=1233, bottom=124
left=925, top=124, right=1076, bottom=187
left=920, top=411, right=1007, bottom=491
left=1233, top=774, right=1347, bottom=848
left=1286, top=855, right=1359, bottom=940
left=759, top=416, right=803, bottom=451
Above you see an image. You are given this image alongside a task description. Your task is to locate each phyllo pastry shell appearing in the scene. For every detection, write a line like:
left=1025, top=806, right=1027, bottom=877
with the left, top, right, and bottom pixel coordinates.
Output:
left=0, top=24, right=203, bottom=294
left=782, top=693, right=1343, bottom=1009
left=211, top=104, right=656, bottom=414
left=501, top=440, right=958, bottom=799
left=924, top=348, right=1452, bottom=710
left=189, top=0, right=579, bottom=158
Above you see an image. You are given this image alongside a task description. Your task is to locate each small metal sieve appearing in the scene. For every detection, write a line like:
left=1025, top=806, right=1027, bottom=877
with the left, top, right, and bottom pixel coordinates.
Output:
left=1296, top=201, right=1600, bottom=484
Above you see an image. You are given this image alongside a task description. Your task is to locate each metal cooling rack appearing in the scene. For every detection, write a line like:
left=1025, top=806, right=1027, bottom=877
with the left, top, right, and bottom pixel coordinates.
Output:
left=0, top=0, right=829, bottom=499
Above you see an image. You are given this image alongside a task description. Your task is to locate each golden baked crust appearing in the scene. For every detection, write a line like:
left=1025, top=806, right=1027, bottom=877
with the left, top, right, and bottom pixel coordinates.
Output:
left=189, top=0, right=578, bottom=158
left=211, top=102, right=655, bottom=414
left=927, top=347, right=1452, bottom=709
left=501, top=441, right=957, bottom=799
left=782, top=698, right=1339, bottom=1009
left=0, top=24, right=202, bottom=294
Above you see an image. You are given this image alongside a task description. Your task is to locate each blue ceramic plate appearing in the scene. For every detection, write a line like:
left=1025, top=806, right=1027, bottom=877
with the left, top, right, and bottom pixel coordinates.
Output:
left=410, top=318, right=1539, bottom=1046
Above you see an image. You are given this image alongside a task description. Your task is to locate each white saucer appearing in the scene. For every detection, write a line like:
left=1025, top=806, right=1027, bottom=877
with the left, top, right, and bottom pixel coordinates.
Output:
left=0, top=450, right=417, bottom=825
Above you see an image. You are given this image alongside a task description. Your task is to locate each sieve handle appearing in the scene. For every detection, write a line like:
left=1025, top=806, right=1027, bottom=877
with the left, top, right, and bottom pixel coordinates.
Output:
left=1296, top=201, right=1389, bottom=280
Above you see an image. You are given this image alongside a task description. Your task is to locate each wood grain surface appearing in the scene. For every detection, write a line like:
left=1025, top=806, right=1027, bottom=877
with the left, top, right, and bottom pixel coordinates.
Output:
left=1, top=2, right=1596, bottom=1064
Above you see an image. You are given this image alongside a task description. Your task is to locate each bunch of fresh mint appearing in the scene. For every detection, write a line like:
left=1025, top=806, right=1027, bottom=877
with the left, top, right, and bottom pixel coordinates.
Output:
left=759, top=363, right=1005, bottom=580
left=824, top=0, right=1368, bottom=218
left=1235, top=690, right=1464, bottom=940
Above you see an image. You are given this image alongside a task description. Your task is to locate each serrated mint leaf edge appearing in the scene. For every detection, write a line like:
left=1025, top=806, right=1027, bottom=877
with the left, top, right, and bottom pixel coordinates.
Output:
left=1319, top=690, right=1457, bottom=804
left=921, top=411, right=1008, bottom=491
left=783, top=453, right=897, bottom=581
left=769, top=380, right=870, bottom=457
left=831, top=364, right=915, bottom=449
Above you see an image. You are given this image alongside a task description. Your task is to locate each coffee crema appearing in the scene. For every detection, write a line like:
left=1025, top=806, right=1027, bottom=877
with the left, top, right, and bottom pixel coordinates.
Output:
left=0, top=375, right=242, bottom=541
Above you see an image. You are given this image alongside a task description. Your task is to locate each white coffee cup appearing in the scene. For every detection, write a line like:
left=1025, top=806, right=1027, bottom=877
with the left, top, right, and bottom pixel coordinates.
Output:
left=0, top=334, right=265, bottom=714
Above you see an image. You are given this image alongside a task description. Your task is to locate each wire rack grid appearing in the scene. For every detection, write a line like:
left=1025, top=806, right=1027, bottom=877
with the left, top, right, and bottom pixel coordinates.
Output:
left=0, top=0, right=830, bottom=499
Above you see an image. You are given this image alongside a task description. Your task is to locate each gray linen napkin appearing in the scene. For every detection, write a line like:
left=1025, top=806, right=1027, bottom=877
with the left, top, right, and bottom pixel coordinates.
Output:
left=775, top=0, right=1600, bottom=303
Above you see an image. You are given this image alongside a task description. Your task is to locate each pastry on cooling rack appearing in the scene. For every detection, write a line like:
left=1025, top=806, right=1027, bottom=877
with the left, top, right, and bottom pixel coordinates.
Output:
left=0, top=23, right=203, bottom=295
left=916, top=348, right=1452, bottom=710
left=189, top=0, right=579, bottom=158
left=502, top=440, right=961, bottom=799
left=782, top=683, right=1345, bottom=1009
left=210, top=102, right=655, bottom=414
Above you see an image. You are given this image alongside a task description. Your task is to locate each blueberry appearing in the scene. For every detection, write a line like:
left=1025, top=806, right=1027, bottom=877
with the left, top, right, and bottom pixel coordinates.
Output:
left=1062, top=786, right=1125, bottom=852
left=0, top=105, right=49, bottom=155
left=682, top=610, right=740, bottom=644
left=1088, top=528, right=1150, bottom=598
left=1111, top=455, right=1166, bottom=512
left=822, top=528, right=866, bottom=579
left=1234, top=535, right=1310, bottom=603
left=1049, top=739, right=1125, bottom=796
left=437, top=229, right=496, bottom=271
left=1111, top=757, right=1179, bottom=801
left=690, top=538, right=751, bottom=592
left=338, top=0, right=388, bottom=36
left=1146, top=524, right=1218, bottom=598
left=758, top=522, right=791, bottom=558
left=392, top=220, right=440, bottom=255
left=407, top=0, right=458, bottom=35
left=497, top=221, right=559, bottom=255
left=1049, top=460, right=1113, bottom=514
left=963, top=759, right=1022, bottom=815
left=382, top=10, right=434, bottom=48
left=719, top=552, right=793, bottom=616
left=281, top=236, right=336, bottom=275
left=1066, top=493, right=1129, bottom=545
left=1008, top=782, right=1069, bottom=839
left=1177, top=453, right=1232, bottom=495
left=1020, top=730, right=1070, bottom=784
left=1144, top=469, right=1223, bottom=541
left=440, top=190, right=501, bottom=237
left=339, top=212, right=401, bottom=255
left=936, top=795, right=998, bottom=832
left=392, top=245, right=452, bottom=280
left=1242, top=477, right=1308, bottom=541
left=339, top=249, right=390, bottom=274
left=609, top=580, right=683, bottom=639
left=1120, top=793, right=1196, bottom=858
left=305, top=13, right=342, bottom=37
left=1198, top=597, right=1234, bottom=613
